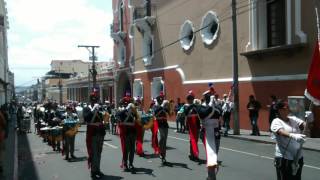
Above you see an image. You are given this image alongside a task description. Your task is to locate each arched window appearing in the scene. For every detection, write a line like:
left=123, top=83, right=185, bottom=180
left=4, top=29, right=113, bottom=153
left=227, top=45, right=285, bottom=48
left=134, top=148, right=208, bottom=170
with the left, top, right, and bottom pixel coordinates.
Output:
left=119, top=1, right=124, bottom=31
left=142, top=33, right=154, bottom=65
left=151, top=77, right=164, bottom=99
left=133, top=79, right=143, bottom=99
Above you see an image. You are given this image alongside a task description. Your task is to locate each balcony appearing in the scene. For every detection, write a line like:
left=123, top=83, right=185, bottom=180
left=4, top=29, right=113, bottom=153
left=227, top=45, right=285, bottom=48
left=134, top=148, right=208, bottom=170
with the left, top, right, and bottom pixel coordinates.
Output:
left=110, top=23, right=126, bottom=42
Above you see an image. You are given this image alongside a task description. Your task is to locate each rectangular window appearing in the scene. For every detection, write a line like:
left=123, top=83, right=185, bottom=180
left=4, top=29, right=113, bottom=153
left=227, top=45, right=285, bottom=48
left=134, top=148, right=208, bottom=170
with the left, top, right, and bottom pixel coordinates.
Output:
left=134, top=7, right=146, bottom=20
left=0, top=16, right=4, bottom=26
left=267, top=0, right=286, bottom=47
left=133, top=80, right=143, bottom=99
left=146, top=0, right=151, bottom=16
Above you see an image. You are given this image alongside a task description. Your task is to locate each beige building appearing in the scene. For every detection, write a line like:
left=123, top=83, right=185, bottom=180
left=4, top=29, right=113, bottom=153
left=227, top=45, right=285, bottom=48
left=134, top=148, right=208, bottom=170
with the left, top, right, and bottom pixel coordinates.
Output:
left=0, top=0, right=10, bottom=105
left=112, top=0, right=319, bottom=133
left=65, top=61, right=114, bottom=103
left=44, top=60, right=92, bottom=103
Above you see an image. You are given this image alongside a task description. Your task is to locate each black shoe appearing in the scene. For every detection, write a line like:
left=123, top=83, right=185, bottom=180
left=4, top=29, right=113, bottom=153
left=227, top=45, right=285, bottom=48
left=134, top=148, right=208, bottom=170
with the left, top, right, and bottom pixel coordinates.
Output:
left=161, top=158, right=167, bottom=165
left=129, top=165, right=136, bottom=174
left=97, top=171, right=105, bottom=177
left=91, top=172, right=102, bottom=179
left=123, top=164, right=129, bottom=172
left=64, top=156, right=70, bottom=161
left=189, top=155, right=195, bottom=161
left=71, top=155, right=77, bottom=159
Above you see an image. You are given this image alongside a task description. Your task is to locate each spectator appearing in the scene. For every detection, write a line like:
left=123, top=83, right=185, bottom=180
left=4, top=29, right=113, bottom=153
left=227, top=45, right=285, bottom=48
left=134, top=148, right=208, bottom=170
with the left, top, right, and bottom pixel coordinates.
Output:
left=247, top=95, right=261, bottom=136
left=0, top=106, right=7, bottom=174
left=271, top=100, right=306, bottom=180
left=174, top=98, right=184, bottom=132
left=268, top=95, right=279, bottom=131
left=222, top=94, right=233, bottom=136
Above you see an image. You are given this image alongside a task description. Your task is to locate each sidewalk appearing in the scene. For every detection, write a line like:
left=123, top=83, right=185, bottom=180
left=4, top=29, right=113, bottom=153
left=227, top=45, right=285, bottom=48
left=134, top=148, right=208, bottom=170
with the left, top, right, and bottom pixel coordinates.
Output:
left=167, top=121, right=320, bottom=152
left=2, top=114, right=17, bottom=180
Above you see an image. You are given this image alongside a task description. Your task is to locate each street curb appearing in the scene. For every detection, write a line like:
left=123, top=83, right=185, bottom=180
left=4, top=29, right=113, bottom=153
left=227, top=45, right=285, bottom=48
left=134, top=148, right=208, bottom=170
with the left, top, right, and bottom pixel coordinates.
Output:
left=226, top=135, right=320, bottom=153
left=13, top=120, right=19, bottom=180
left=13, top=129, right=18, bottom=180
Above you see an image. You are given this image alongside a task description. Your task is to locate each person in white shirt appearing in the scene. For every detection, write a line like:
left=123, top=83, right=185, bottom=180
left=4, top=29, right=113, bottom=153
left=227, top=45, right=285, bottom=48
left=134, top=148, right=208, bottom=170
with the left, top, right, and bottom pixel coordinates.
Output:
left=271, top=100, right=306, bottom=180
left=222, top=94, right=233, bottom=136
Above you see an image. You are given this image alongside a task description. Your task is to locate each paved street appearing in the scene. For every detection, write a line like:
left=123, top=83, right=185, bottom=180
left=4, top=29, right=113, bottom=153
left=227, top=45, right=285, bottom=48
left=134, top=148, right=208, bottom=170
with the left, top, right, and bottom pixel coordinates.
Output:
left=17, top=124, right=320, bottom=180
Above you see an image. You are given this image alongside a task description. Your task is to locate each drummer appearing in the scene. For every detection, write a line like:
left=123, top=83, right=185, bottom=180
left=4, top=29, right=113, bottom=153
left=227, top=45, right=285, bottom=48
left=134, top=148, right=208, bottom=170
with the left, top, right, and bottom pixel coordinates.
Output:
left=62, top=105, right=79, bottom=161
left=135, top=97, right=148, bottom=157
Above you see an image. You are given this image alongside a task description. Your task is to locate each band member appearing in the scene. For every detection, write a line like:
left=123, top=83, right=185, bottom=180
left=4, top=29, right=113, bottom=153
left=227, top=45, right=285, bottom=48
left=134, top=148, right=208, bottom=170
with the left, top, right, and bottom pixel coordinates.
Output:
left=153, top=92, right=170, bottom=165
left=183, top=91, right=201, bottom=162
left=135, top=97, right=145, bottom=157
left=200, top=87, right=220, bottom=180
left=150, top=99, right=160, bottom=155
left=117, top=94, right=139, bottom=173
left=202, top=90, right=222, bottom=155
left=62, top=105, right=79, bottom=161
left=83, top=92, right=106, bottom=179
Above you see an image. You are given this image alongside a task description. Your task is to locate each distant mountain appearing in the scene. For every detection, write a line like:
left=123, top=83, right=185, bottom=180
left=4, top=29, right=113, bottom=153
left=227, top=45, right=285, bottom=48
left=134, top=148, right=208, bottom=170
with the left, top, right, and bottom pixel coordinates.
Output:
left=15, top=86, right=30, bottom=93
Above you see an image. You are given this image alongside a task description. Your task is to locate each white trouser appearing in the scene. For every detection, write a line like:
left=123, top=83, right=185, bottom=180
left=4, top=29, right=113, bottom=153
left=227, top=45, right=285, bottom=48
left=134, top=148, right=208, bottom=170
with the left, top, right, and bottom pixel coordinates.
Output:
left=203, top=119, right=218, bottom=167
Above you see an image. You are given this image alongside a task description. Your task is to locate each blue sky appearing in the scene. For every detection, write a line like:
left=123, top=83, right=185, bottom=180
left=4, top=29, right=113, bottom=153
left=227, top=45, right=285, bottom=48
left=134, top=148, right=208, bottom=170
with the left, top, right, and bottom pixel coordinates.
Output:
left=6, top=0, right=113, bottom=86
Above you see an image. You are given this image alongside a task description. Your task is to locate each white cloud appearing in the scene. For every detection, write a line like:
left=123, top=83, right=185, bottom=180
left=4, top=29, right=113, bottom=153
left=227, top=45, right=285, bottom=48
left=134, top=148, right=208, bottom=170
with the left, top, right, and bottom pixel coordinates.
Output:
left=6, top=0, right=114, bottom=85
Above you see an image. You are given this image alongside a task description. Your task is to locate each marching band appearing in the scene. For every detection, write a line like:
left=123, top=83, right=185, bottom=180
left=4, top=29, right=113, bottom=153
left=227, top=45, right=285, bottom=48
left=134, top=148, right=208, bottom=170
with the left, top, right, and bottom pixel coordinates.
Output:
left=28, top=84, right=233, bottom=180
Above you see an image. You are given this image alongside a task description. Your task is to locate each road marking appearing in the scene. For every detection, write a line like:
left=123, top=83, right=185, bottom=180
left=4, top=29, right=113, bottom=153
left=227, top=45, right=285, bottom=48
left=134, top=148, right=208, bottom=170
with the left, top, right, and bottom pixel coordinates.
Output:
left=104, top=142, right=118, bottom=149
left=304, top=165, right=320, bottom=170
left=168, top=135, right=189, bottom=142
left=162, top=132, right=320, bottom=171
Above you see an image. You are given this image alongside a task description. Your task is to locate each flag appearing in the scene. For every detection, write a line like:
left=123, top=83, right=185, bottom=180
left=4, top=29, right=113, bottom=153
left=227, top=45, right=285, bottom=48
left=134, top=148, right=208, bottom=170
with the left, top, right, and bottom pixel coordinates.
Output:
left=305, top=41, right=320, bottom=105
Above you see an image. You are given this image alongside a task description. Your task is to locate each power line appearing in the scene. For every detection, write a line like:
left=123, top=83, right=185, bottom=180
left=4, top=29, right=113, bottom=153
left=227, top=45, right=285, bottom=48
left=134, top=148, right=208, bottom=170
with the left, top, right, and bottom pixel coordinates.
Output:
left=131, top=0, right=273, bottom=64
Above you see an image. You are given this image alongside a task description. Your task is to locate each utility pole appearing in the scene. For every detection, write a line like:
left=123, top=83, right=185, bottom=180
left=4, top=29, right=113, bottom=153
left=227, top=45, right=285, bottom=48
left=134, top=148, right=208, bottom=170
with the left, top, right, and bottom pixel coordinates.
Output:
left=232, top=0, right=240, bottom=135
left=78, top=45, right=100, bottom=92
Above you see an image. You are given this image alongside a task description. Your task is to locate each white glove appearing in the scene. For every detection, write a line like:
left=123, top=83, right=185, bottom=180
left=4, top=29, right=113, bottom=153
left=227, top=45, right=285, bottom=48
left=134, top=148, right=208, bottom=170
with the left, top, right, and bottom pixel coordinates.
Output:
left=289, top=133, right=306, bottom=143
left=208, top=95, right=215, bottom=107
left=93, top=104, right=100, bottom=111
left=126, top=103, right=134, bottom=110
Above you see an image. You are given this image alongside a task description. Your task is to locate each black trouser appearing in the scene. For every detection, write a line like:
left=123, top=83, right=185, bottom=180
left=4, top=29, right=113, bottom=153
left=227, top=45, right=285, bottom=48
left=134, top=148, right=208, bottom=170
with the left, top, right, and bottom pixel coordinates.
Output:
left=274, top=157, right=304, bottom=180
left=223, top=112, right=231, bottom=134
left=176, top=116, right=180, bottom=132
left=250, top=115, right=260, bottom=135
left=124, top=132, right=137, bottom=166
left=64, top=135, right=75, bottom=157
left=159, top=127, right=168, bottom=159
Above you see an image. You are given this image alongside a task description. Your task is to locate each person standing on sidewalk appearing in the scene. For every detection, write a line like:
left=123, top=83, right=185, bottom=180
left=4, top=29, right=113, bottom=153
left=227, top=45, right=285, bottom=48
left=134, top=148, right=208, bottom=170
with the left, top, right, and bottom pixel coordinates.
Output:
left=268, top=95, right=279, bottom=131
left=247, top=95, right=261, bottom=136
left=271, top=100, right=306, bottom=180
left=174, top=98, right=184, bottom=133
left=0, top=107, right=7, bottom=174
left=222, top=94, right=233, bottom=136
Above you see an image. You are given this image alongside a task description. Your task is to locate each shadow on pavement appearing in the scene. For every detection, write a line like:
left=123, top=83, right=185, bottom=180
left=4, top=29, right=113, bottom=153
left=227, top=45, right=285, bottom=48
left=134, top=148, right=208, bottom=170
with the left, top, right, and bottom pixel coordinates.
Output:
left=142, top=153, right=159, bottom=159
left=68, top=156, right=88, bottom=162
left=93, top=175, right=123, bottom=180
left=18, top=133, right=39, bottom=180
left=166, top=146, right=176, bottom=150
left=163, top=161, right=192, bottom=170
left=133, top=167, right=155, bottom=176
